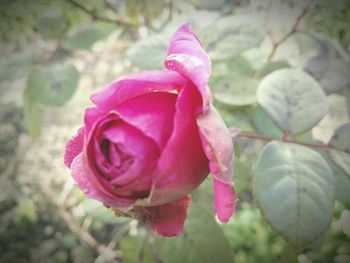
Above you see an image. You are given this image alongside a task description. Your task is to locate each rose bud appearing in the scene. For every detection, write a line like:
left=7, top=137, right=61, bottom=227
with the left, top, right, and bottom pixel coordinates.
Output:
left=64, top=23, right=236, bottom=237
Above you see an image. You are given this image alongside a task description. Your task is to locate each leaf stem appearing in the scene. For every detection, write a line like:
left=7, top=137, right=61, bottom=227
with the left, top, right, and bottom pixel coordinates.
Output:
left=67, top=0, right=134, bottom=26
left=229, top=128, right=347, bottom=153
left=267, top=5, right=309, bottom=62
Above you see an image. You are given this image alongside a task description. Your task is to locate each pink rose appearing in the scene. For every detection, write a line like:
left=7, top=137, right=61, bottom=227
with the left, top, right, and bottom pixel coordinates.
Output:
left=64, top=23, right=236, bottom=236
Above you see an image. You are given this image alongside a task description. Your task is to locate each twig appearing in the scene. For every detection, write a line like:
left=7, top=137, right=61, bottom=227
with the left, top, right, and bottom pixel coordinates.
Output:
left=267, top=5, right=309, bottom=62
left=230, top=128, right=348, bottom=154
left=67, top=0, right=134, bottom=26
left=103, top=0, right=117, bottom=13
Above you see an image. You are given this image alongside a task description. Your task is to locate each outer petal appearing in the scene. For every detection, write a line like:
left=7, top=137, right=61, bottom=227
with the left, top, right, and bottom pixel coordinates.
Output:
left=71, top=152, right=136, bottom=208
left=149, top=84, right=209, bottom=206
left=165, top=23, right=211, bottom=112
left=144, top=195, right=191, bottom=237
left=197, top=105, right=236, bottom=222
left=213, top=179, right=236, bottom=223
left=91, top=70, right=186, bottom=110
left=84, top=70, right=187, bottom=137
left=64, top=127, right=85, bottom=168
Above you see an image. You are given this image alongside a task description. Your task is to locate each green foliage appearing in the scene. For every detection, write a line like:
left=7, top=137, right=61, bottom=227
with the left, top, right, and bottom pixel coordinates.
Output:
left=15, top=199, right=38, bottom=224
left=328, top=123, right=350, bottom=177
left=63, top=25, right=107, bottom=50
left=126, top=34, right=170, bottom=70
left=119, top=236, right=154, bottom=263
left=251, top=105, right=283, bottom=138
left=221, top=203, right=296, bottom=263
left=36, top=14, right=69, bottom=40
left=254, top=141, right=335, bottom=248
left=27, top=62, right=79, bottom=107
left=307, top=0, right=350, bottom=48
left=304, top=35, right=350, bottom=94
left=257, top=69, right=328, bottom=135
left=202, top=14, right=266, bottom=60
left=83, top=199, right=121, bottom=224
left=23, top=89, right=41, bottom=138
left=156, top=204, right=233, bottom=263
left=0, top=52, right=42, bottom=81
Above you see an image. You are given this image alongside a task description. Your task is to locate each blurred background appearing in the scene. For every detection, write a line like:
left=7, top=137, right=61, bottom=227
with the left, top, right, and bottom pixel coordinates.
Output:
left=0, top=0, right=349, bottom=262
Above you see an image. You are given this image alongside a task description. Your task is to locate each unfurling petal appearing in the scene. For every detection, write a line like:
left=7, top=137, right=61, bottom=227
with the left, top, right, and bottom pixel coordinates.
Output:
left=64, top=127, right=85, bottom=168
left=197, top=105, right=235, bottom=222
left=144, top=195, right=191, bottom=237
left=150, top=84, right=209, bottom=206
left=165, top=23, right=211, bottom=112
left=213, top=179, right=236, bottom=223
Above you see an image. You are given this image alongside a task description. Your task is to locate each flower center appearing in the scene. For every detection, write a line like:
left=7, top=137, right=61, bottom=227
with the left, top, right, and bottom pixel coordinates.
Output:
left=99, top=139, right=134, bottom=179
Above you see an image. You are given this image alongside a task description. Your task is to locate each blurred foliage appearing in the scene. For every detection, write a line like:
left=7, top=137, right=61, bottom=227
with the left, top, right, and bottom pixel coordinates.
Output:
left=0, top=0, right=350, bottom=262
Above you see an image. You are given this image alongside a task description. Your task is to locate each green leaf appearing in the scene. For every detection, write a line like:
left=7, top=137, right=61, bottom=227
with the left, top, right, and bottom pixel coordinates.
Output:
left=15, top=199, right=38, bottom=223
left=27, top=62, right=80, bottom=107
left=119, top=236, right=153, bottom=263
left=36, top=15, right=68, bottom=40
left=254, top=141, right=334, bottom=248
left=23, top=89, right=41, bottom=138
left=234, top=159, right=250, bottom=195
left=156, top=204, right=233, bottom=263
left=320, top=59, right=350, bottom=94
left=257, top=61, right=290, bottom=78
left=83, top=199, right=121, bottom=224
left=303, top=34, right=350, bottom=94
left=213, top=75, right=259, bottom=106
left=212, top=56, right=254, bottom=76
left=202, top=14, right=265, bottom=60
left=242, top=48, right=269, bottom=71
left=328, top=123, right=350, bottom=176
left=251, top=105, right=283, bottom=138
left=330, top=160, right=350, bottom=206
left=257, top=68, right=327, bottom=134
left=218, top=108, right=254, bottom=131
left=0, top=53, right=42, bottom=81
left=127, top=34, right=169, bottom=70
left=63, top=26, right=106, bottom=50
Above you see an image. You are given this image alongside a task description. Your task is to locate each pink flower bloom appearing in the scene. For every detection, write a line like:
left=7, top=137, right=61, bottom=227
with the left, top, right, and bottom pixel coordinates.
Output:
left=64, top=23, right=236, bottom=236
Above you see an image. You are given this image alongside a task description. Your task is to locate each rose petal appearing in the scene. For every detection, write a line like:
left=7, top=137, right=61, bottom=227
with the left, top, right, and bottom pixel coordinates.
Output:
left=115, top=92, right=177, bottom=149
left=165, top=23, right=212, bottom=112
left=84, top=70, right=187, bottom=138
left=64, top=127, right=85, bottom=168
left=71, top=153, right=135, bottom=207
left=150, top=84, right=209, bottom=205
left=102, top=122, right=159, bottom=186
left=91, top=70, right=186, bottom=109
left=197, top=105, right=235, bottom=222
left=144, top=195, right=191, bottom=237
left=213, top=179, right=236, bottom=223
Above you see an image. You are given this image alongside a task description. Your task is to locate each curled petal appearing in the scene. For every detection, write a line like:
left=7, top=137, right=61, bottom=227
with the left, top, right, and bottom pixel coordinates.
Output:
left=85, top=70, right=187, bottom=137
left=165, top=23, right=212, bottom=112
left=213, top=179, right=236, bottom=223
left=197, top=106, right=235, bottom=221
left=64, top=127, right=85, bottom=168
left=144, top=195, right=191, bottom=237
left=90, top=70, right=186, bottom=110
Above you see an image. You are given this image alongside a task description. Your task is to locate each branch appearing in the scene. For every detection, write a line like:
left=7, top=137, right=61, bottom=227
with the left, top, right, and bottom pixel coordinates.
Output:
left=267, top=5, right=309, bottom=61
left=67, top=0, right=134, bottom=27
left=230, top=128, right=348, bottom=154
